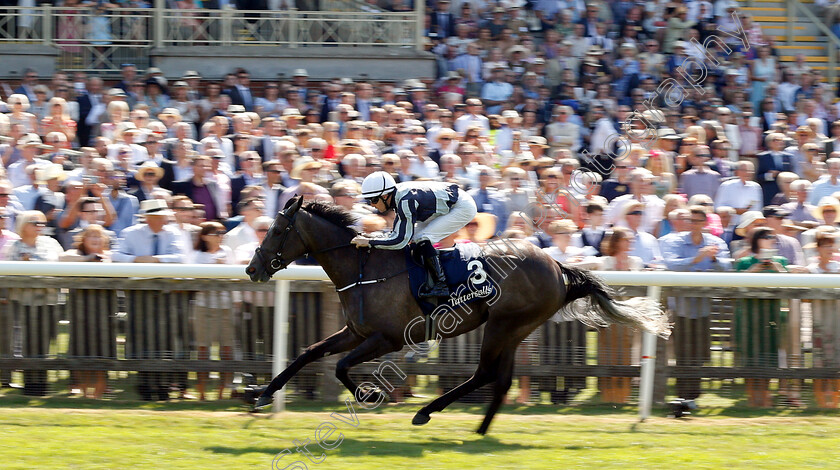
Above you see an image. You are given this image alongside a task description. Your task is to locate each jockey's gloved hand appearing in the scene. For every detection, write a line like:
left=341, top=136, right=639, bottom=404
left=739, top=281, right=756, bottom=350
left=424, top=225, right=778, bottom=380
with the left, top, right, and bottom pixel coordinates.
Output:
left=351, top=236, right=371, bottom=247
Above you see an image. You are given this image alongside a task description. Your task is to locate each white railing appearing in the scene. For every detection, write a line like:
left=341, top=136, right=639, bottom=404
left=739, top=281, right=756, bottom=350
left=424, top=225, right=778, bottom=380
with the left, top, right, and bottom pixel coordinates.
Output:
left=1, top=262, right=838, bottom=414
left=159, top=9, right=416, bottom=48
left=0, top=6, right=422, bottom=75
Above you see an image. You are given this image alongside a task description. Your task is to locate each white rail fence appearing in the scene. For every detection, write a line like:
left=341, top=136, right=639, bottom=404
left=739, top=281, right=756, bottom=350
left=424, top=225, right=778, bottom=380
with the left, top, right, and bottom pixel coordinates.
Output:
left=0, top=262, right=838, bottom=415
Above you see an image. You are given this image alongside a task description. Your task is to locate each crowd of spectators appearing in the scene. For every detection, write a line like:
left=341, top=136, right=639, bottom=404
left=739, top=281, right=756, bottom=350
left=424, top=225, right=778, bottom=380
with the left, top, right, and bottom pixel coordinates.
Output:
left=1, top=0, right=840, bottom=403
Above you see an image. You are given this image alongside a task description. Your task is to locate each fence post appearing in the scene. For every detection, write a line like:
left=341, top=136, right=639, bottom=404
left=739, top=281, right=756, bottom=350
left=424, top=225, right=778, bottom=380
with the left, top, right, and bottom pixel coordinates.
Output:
left=42, top=6, right=52, bottom=47
left=272, top=279, right=290, bottom=413
left=638, top=284, right=661, bottom=422
left=154, top=0, right=164, bottom=49
left=415, top=0, right=424, bottom=52
left=221, top=7, right=233, bottom=46
left=289, top=9, right=298, bottom=48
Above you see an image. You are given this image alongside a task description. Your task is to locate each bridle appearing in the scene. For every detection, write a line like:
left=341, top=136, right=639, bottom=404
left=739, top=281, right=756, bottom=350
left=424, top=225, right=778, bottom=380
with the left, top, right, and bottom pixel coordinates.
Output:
left=253, top=208, right=351, bottom=274
left=254, top=209, right=307, bottom=273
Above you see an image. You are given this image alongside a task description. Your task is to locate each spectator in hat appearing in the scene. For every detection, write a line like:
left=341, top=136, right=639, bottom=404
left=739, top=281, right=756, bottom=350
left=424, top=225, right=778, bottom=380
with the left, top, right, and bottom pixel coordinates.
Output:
left=606, top=169, right=664, bottom=233
left=7, top=134, right=48, bottom=188
left=278, top=156, right=327, bottom=208
left=481, top=65, right=514, bottom=115
left=763, top=205, right=806, bottom=265
left=129, top=161, right=165, bottom=203
left=143, top=79, right=169, bottom=117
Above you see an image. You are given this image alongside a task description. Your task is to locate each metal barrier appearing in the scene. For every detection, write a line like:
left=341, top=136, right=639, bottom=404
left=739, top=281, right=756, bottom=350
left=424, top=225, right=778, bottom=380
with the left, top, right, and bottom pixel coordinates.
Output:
left=0, top=6, right=422, bottom=75
left=0, top=263, right=839, bottom=413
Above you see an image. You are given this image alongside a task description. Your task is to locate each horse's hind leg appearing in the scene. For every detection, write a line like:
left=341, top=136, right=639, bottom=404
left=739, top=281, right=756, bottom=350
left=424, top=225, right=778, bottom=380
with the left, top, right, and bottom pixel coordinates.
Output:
left=255, top=326, right=363, bottom=407
left=335, top=332, right=402, bottom=403
left=476, top=345, right=516, bottom=435
left=413, top=321, right=510, bottom=426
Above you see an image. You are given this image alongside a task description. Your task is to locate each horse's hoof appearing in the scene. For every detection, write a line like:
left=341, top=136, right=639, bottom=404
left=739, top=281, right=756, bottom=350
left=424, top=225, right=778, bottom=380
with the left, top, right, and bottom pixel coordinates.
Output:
left=412, top=412, right=431, bottom=426
left=252, top=394, right=273, bottom=411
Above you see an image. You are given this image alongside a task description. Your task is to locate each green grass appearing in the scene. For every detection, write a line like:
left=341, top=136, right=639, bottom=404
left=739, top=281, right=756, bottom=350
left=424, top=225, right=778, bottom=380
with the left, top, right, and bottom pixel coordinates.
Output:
left=2, top=399, right=840, bottom=469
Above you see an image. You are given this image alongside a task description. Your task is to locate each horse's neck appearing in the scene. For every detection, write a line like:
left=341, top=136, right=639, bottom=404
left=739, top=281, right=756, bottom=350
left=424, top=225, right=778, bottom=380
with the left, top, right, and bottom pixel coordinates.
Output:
left=304, top=214, right=403, bottom=290
left=303, top=215, right=359, bottom=288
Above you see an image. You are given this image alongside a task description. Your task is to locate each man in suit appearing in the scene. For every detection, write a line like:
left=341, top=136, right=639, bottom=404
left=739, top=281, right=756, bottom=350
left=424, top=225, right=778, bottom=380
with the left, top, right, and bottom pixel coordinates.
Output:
left=116, top=63, right=137, bottom=93
left=13, top=68, right=38, bottom=103
left=429, top=0, right=455, bottom=39
left=318, top=84, right=342, bottom=123
left=756, top=132, right=795, bottom=206
left=112, top=199, right=186, bottom=401
left=171, top=156, right=227, bottom=221
left=227, top=68, right=255, bottom=112
left=77, top=77, right=104, bottom=147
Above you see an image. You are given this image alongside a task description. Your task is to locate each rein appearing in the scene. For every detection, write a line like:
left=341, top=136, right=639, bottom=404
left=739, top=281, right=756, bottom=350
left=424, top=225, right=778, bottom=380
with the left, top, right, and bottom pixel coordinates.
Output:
left=259, top=209, right=408, bottom=323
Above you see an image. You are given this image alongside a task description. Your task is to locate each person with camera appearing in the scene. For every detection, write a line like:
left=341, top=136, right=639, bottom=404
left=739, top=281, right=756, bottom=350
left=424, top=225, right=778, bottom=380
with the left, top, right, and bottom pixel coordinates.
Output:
left=57, top=178, right=116, bottom=249
left=734, top=227, right=798, bottom=407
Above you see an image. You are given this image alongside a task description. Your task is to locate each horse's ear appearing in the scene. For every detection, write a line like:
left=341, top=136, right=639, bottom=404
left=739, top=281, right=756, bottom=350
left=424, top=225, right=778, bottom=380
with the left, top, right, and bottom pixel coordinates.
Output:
left=287, top=195, right=304, bottom=215
left=283, top=195, right=299, bottom=211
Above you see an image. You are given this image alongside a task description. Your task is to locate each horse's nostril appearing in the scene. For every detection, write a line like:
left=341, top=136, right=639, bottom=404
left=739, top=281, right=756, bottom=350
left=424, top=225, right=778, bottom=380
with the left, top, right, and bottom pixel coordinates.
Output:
left=246, top=266, right=255, bottom=275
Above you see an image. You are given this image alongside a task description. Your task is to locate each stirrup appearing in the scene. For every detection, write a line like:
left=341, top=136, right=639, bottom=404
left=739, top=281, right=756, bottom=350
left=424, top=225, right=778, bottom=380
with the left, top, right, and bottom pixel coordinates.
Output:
left=420, top=280, right=449, bottom=298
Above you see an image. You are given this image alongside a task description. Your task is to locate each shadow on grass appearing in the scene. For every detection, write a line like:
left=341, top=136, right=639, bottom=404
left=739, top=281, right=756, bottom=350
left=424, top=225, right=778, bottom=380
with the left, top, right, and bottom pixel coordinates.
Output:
left=205, top=435, right=549, bottom=458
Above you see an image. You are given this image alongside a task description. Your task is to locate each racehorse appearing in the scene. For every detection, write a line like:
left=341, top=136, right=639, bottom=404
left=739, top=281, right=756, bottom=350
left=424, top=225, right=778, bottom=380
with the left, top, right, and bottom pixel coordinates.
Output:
left=246, top=196, right=670, bottom=434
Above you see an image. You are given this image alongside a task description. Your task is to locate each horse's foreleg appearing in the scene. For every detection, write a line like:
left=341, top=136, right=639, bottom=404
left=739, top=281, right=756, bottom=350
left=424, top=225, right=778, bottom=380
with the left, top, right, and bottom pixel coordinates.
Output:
left=255, top=326, right=363, bottom=408
left=335, top=332, right=401, bottom=403
left=476, top=345, right=517, bottom=435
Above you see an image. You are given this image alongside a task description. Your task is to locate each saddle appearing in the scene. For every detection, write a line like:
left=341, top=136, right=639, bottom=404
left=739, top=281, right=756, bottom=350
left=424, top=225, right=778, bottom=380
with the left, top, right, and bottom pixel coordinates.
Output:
left=405, top=242, right=498, bottom=340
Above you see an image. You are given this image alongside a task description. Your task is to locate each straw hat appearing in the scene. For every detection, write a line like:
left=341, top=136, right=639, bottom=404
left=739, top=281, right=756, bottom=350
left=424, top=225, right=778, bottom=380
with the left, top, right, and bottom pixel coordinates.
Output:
left=290, top=156, right=323, bottom=179
left=435, top=128, right=458, bottom=144
left=735, top=210, right=767, bottom=237
left=35, top=164, right=66, bottom=184
left=157, top=107, right=182, bottom=121
left=813, top=196, right=840, bottom=221
left=136, top=161, right=164, bottom=180
left=292, top=68, right=308, bottom=77
left=456, top=212, right=497, bottom=241
left=17, top=133, right=42, bottom=148
left=527, top=136, right=549, bottom=148
left=507, top=45, right=529, bottom=56
left=281, top=108, right=305, bottom=120
left=139, top=199, right=174, bottom=217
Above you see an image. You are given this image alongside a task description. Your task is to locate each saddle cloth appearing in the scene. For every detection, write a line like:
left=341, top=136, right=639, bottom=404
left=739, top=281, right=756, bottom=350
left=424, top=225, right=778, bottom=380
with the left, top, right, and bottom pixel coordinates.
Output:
left=405, top=242, right=498, bottom=316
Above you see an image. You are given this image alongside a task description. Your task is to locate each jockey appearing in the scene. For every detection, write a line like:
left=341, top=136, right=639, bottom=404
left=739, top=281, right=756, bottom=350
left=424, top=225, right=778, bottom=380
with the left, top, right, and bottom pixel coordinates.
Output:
left=352, top=171, right=478, bottom=298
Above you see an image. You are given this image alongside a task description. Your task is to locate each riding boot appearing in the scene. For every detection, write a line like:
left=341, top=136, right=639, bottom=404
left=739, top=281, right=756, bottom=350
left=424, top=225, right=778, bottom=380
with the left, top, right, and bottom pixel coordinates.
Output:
left=417, top=240, right=449, bottom=299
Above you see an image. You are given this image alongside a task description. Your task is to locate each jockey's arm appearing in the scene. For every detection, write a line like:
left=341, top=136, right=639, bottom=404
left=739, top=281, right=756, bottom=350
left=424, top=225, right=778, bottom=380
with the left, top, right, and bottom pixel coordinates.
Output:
left=355, top=198, right=416, bottom=250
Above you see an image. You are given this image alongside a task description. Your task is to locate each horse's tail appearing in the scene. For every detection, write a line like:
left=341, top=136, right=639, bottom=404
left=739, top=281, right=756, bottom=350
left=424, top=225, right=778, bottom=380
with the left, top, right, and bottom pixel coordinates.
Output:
left=557, top=262, right=671, bottom=339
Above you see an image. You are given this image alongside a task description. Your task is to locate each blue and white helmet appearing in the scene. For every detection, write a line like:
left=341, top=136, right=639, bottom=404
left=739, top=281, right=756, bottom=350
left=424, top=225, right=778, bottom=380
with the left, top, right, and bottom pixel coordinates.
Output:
left=361, top=171, right=397, bottom=199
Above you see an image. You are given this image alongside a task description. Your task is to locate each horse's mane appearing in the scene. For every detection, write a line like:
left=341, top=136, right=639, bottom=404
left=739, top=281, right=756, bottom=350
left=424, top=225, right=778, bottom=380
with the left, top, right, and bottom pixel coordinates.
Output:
left=303, top=202, right=359, bottom=234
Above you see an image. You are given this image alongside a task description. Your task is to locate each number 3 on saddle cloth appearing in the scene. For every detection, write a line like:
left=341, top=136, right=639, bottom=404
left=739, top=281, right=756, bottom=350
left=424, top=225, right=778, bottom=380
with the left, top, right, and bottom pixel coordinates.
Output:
left=405, top=242, right=498, bottom=318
